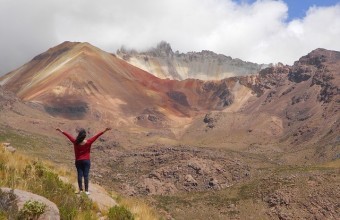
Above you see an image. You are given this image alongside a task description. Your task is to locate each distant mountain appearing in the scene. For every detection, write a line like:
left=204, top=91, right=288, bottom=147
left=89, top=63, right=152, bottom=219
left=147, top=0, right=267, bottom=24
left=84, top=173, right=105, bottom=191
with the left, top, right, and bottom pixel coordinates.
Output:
left=117, top=41, right=269, bottom=80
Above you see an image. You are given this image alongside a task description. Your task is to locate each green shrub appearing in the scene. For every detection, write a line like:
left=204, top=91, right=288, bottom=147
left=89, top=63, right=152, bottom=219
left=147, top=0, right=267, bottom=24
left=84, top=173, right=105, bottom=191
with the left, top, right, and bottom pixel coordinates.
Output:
left=18, top=200, right=46, bottom=220
left=108, top=205, right=134, bottom=220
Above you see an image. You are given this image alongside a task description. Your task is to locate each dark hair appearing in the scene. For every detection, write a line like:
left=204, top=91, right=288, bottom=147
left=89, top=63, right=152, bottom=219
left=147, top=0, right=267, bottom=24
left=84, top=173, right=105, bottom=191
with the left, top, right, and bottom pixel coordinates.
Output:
left=75, top=128, right=86, bottom=145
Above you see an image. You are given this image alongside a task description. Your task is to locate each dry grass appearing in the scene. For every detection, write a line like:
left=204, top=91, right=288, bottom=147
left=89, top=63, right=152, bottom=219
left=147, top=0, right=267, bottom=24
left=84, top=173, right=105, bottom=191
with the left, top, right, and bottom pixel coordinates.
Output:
left=320, top=159, right=340, bottom=168
left=1, top=142, right=160, bottom=219
left=0, top=143, right=97, bottom=219
left=111, top=192, right=160, bottom=220
left=0, top=143, right=73, bottom=190
left=0, top=146, right=30, bottom=190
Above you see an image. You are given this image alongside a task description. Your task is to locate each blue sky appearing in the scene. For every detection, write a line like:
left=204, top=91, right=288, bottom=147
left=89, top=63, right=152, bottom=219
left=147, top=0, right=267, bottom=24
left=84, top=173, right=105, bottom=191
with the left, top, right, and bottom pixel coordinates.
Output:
left=237, top=0, right=340, bottom=20
left=1, top=0, right=340, bottom=75
left=285, top=0, right=340, bottom=20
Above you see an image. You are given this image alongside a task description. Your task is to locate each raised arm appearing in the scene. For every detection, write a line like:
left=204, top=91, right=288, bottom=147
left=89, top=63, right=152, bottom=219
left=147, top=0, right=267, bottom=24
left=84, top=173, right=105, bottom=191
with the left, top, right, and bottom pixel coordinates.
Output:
left=87, top=128, right=111, bottom=144
left=56, top=128, right=75, bottom=143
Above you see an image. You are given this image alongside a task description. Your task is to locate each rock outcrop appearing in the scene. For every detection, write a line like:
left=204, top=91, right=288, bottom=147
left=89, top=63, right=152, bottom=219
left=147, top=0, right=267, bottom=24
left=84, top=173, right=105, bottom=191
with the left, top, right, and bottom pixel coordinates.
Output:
left=237, top=49, right=340, bottom=156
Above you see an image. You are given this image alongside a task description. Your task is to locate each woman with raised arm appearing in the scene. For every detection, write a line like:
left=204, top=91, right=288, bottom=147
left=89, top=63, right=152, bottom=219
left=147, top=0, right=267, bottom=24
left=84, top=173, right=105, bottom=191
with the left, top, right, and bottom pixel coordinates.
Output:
left=56, top=127, right=111, bottom=195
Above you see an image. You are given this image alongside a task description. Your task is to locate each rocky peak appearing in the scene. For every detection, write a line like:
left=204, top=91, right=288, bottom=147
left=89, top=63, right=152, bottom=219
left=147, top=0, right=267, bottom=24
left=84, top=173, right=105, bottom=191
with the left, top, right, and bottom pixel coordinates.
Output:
left=116, top=41, right=269, bottom=80
left=32, top=41, right=101, bottom=62
left=117, top=41, right=174, bottom=58
left=307, top=48, right=339, bottom=58
left=294, top=48, right=340, bottom=68
left=32, top=41, right=80, bottom=61
left=150, top=41, right=174, bottom=57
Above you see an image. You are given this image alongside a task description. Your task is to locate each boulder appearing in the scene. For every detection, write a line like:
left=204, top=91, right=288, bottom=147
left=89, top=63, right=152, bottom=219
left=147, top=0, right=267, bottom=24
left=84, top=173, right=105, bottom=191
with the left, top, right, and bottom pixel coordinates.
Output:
left=1, top=187, right=60, bottom=220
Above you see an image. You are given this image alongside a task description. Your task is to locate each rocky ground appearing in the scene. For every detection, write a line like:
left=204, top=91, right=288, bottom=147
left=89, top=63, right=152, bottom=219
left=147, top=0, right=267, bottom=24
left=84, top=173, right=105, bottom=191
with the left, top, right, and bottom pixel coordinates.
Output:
left=88, top=143, right=339, bottom=220
left=92, top=145, right=252, bottom=196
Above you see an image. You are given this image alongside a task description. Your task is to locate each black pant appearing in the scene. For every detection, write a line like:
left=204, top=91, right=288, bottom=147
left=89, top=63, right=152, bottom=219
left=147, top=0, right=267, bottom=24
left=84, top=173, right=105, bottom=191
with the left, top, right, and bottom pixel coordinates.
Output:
left=75, top=160, right=91, bottom=191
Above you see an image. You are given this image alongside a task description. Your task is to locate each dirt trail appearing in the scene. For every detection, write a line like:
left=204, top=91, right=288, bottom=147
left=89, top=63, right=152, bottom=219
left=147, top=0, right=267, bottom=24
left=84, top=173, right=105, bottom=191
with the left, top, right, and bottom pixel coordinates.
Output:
left=59, top=176, right=117, bottom=212
left=82, top=182, right=117, bottom=211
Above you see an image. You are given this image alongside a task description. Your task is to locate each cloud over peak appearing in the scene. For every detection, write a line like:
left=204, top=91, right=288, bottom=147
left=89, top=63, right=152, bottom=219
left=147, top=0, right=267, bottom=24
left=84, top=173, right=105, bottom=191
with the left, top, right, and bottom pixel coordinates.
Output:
left=1, top=0, right=339, bottom=74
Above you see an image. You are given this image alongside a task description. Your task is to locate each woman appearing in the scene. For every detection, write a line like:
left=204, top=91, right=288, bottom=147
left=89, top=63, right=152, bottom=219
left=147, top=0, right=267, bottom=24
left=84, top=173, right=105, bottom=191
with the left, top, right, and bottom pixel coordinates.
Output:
left=56, top=127, right=111, bottom=195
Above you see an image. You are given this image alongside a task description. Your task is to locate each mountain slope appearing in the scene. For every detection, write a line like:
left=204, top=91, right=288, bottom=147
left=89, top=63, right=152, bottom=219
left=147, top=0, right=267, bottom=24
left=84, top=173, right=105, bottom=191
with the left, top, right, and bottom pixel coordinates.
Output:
left=1, top=42, right=338, bottom=159
left=0, top=42, right=246, bottom=127
left=182, top=48, right=339, bottom=162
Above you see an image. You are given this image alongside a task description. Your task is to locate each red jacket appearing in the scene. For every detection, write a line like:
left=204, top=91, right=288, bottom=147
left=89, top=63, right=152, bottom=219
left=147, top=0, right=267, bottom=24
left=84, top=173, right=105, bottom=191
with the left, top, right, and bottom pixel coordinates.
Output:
left=62, top=131, right=104, bottom=161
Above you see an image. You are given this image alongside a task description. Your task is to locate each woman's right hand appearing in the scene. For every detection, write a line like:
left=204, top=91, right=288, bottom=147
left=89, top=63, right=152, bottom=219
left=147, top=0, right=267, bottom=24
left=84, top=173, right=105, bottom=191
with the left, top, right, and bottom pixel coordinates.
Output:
left=104, top=128, right=112, bottom=132
left=56, top=128, right=62, bottom=132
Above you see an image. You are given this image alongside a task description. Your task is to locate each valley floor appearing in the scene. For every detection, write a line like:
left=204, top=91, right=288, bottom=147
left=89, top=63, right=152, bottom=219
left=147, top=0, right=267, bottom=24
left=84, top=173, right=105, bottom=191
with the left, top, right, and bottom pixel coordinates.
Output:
left=1, top=125, right=339, bottom=220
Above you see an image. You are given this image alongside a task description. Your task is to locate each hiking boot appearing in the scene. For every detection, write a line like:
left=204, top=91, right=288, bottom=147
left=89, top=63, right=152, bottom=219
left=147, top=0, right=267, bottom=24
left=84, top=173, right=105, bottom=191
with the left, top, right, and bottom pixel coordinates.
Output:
left=85, top=191, right=90, bottom=195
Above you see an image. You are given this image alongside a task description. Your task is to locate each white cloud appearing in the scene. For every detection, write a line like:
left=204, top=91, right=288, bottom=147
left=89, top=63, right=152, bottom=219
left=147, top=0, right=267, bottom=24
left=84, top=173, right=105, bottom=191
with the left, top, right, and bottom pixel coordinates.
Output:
left=256, top=3, right=340, bottom=64
left=0, top=0, right=339, bottom=75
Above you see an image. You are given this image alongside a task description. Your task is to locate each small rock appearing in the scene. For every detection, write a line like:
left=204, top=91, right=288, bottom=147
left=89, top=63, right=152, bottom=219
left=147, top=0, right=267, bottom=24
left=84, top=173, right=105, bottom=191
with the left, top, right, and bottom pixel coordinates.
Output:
left=149, top=171, right=161, bottom=180
left=5, top=146, right=16, bottom=153
left=227, top=204, right=236, bottom=209
left=2, top=142, right=11, bottom=147
left=188, top=162, right=203, bottom=175
left=208, top=178, right=220, bottom=189
left=184, top=174, right=198, bottom=186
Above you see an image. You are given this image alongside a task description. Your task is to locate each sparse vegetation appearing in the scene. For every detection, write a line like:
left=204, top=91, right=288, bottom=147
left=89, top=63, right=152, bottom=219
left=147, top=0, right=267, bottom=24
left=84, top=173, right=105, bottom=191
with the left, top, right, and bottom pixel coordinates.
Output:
left=0, top=128, right=45, bottom=151
left=108, top=205, right=134, bottom=220
left=116, top=196, right=160, bottom=220
left=154, top=194, right=193, bottom=212
left=238, top=180, right=259, bottom=200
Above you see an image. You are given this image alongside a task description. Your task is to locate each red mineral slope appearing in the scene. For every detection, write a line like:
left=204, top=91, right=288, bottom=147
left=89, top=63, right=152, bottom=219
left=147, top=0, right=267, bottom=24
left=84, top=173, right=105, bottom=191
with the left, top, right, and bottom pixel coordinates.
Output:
left=0, top=42, right=242, bottom=127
